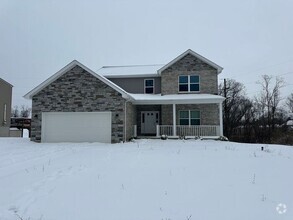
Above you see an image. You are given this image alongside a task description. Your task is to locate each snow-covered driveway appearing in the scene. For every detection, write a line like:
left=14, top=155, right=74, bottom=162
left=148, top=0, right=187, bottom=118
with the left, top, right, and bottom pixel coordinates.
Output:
left=0, top=138, right=292, bottom=220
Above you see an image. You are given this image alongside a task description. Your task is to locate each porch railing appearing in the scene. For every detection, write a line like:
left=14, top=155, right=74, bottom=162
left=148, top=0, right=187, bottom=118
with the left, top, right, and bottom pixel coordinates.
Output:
left=157, top=125, right=174, bottom=137
left=156, top=125, right=220, bottom=137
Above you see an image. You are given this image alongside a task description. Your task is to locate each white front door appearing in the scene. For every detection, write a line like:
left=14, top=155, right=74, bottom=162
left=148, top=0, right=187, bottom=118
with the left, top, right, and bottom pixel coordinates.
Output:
left=141, top=111, right=159, bottom=134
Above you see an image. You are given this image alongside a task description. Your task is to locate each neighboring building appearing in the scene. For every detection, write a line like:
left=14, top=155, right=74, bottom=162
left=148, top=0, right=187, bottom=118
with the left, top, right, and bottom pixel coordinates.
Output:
left=24, top=49, right=225, bottom=143
left=0, top=78, right=13, bottom=137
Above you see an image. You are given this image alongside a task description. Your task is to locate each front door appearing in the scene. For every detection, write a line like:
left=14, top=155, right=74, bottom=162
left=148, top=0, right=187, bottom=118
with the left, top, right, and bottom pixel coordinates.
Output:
left=141, top=111, right=159, bottom=134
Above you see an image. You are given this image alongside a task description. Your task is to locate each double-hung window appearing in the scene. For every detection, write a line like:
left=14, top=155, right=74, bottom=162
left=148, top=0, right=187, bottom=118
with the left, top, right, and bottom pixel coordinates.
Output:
left=178, top=75, right=200, bottom=92
left=145, top=79, right=154, bottom=94
left=179, top=110, right=200, bottom=125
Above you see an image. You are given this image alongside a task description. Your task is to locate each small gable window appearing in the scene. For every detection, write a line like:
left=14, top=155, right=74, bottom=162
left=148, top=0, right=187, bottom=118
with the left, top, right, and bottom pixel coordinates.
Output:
left=179, top=75, right=200, bottom=92
left=145, top=79, right=154, bottom=94
left=179, top=110, right=200, bottom=125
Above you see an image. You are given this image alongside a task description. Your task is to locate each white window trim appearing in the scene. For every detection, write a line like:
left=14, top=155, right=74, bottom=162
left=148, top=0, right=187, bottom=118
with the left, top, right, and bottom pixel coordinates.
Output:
left=178, top=75, right=200, bottom=93
left=144, top=79, right=155, bottom=94
left=179, top=110, right=201, bottom=126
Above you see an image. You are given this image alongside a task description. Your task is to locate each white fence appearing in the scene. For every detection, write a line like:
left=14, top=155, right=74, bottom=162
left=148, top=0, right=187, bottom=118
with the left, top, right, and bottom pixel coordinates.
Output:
left=156, top=125, right=220, bottom=137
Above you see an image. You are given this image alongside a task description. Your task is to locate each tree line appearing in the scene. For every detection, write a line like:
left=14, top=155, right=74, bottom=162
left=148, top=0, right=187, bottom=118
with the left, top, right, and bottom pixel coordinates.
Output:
left=11, top=105, right=31, bottom=118
left=219, top=75, right=293, bottom=145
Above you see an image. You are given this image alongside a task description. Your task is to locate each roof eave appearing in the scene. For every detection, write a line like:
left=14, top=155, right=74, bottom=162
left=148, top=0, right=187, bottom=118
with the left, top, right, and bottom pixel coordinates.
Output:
left=105, top=73, right=160, bottom=79
left=132, top=99, right=224, bottom=105
left=0, top=78, right=13, bottom=87
left=130, top=95, right=225, bottom=105
left=23, top=60, right=130, bottom=100
left=24, top=60, right=80, bottom=99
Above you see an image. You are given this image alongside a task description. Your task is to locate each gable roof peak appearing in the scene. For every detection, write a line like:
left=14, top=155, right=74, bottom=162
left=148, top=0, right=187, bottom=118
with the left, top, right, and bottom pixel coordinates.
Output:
left=24, top=60, right=130, bottom=100
left=0, top=78, right=13, bottom=87
left=157, top=49, right=223, bottom=74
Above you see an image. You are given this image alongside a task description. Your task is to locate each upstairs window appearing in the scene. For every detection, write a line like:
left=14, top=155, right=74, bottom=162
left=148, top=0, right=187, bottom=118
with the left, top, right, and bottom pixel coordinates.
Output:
left=179, top=110, right=200, bottom=125
left=145, top=79, right=154, bottom=94
left=179, top=75, right=200, bottom=92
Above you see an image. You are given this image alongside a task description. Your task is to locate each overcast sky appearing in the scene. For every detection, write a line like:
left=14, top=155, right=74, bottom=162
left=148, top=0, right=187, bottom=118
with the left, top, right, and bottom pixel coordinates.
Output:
left=0, top=0, right=292, bottom=107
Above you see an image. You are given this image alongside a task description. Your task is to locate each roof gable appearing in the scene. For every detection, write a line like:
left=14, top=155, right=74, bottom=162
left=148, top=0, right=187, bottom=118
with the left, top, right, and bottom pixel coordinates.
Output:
left=0, top=78, right=13, bottom=87
left=24, top=60, right=130, bottom=99
left=157, top=49, right=223, bottom=74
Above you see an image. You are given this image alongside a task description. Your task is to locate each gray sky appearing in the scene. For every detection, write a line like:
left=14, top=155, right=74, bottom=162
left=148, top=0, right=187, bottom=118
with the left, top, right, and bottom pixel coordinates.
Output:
left=0, top=0, right=292, bottom=107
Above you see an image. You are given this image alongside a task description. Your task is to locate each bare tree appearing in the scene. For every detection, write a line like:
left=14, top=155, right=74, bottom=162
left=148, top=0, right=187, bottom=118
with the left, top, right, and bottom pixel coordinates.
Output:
left=219, top=79, right=252, bottom=138
left=218, top=77, right=290, bottom=144
left=20, top=105, right=31, bottom=118
left=286, top=93, right=293, bottom=113
left=255, top=75, right=285, bottom=140
left=11, top=106, right=19, bottom=117
left=11, top=105, right=31, bottom=118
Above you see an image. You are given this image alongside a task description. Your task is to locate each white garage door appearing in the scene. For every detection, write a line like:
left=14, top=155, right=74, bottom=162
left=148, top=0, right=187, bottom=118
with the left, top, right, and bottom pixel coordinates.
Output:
left=41, top=112, right=111, bottom=143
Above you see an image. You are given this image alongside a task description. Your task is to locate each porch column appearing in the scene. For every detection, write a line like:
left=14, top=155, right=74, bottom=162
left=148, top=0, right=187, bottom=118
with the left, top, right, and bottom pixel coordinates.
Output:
left=173, top=103, right=176, bottom=136
left=219, top=103, right=223, bottom=136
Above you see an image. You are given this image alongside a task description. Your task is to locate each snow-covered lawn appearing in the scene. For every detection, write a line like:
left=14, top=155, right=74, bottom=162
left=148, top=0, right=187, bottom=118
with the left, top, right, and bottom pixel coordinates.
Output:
left=0, top=138, right=292, bottom=220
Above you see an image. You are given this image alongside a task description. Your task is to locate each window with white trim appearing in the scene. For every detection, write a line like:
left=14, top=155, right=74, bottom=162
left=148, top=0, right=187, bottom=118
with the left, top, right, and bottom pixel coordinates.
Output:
left=179, top=110, right=200, bottom=125
left=145, top=79, right=154, bottom=94
left=178, top=75, right=200, bottom=92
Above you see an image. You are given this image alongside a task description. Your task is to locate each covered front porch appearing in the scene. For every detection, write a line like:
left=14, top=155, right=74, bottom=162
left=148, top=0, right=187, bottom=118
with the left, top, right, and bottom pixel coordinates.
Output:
left=128, top=93, right=225, bottom=139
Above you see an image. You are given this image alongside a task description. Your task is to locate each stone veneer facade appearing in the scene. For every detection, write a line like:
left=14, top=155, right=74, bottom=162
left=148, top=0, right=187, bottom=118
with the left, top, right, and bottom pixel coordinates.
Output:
left=161, top=53, right=218, bottom=95
left=31, top=65, right=126, bottom=143
left=161, top=104, right=219, bottom=126
left=159, top=53, right=220, bottom=126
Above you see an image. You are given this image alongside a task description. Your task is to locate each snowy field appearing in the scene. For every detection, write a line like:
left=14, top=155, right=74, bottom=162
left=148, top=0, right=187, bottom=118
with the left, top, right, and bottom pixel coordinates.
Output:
left=0, top=138, right=292, bottom=220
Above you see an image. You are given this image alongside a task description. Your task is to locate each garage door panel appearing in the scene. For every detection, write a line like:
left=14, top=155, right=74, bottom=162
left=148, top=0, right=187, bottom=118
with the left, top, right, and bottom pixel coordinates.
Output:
left=42, top=112, right=111, bottom=143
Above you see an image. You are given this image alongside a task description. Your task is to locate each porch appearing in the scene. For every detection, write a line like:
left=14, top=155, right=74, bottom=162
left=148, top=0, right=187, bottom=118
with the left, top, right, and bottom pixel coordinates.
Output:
left=132, top=124, right=220, bottom=138
left=126, top=93, right=225, bottom=140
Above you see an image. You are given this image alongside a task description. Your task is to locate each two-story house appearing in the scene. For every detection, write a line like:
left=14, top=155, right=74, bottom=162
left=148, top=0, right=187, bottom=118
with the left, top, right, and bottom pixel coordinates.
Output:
left=0, top=78, right=13, bottom=137
left=24, top=49, right=224, bottom=143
